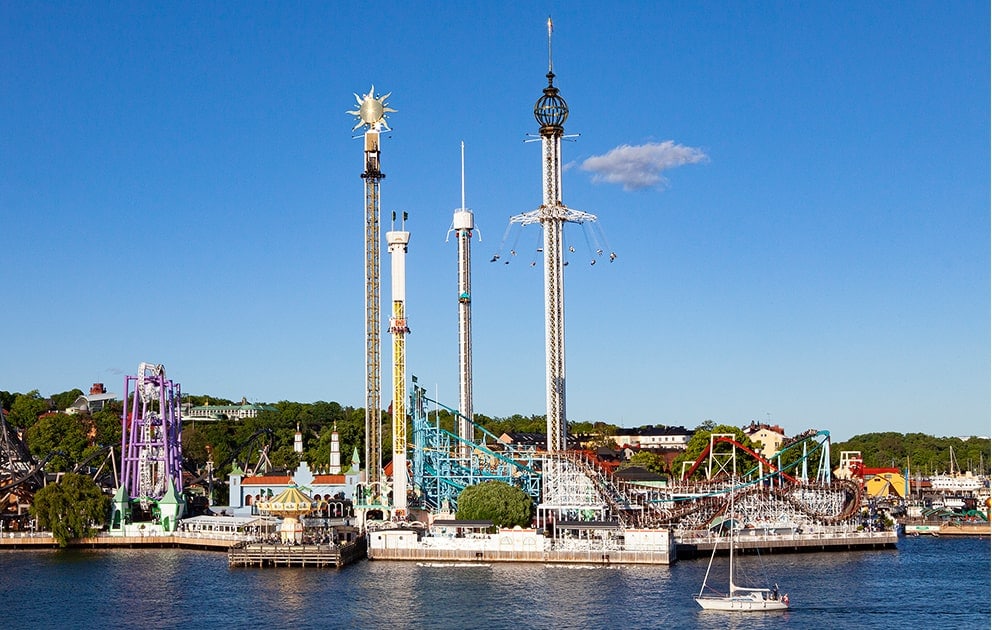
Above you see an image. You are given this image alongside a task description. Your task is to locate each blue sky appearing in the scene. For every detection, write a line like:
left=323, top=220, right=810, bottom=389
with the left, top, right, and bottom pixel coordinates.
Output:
left=1, top=2, right=988, bottom=442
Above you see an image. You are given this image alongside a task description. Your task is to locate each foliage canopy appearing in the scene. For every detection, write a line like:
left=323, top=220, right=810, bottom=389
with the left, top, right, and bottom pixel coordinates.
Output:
left=833, top=432, right=990, bottom=474
left=25, top=413, right=90, bottom=472
left=456, top=480, right=534, bottom=528
left=621, top=450, right=668, bottom=474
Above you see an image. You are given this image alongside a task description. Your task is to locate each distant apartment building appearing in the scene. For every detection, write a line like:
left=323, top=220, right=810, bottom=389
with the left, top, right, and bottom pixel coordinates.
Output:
left=497, top=432, right=581, bottom=451
left=609, top=426, right=694, bottom=450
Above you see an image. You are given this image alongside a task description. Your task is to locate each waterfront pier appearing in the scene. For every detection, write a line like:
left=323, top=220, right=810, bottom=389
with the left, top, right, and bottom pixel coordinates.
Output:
left=228, top=537, right=367, bottom=568
left=676, top=529, right=898, bottom=559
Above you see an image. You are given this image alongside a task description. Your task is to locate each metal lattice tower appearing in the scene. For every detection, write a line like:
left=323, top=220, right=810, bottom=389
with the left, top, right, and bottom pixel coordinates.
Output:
left=349, top=87, right=396, bottom=487
left=509, top=19, right=599, bottom=452
left=387, top=214, right=410, bottom=514
left=120, top=363, right=183, bottom=506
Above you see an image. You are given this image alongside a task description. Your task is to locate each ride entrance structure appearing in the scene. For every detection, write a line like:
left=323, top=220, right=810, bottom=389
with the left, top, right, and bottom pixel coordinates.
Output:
left=110, top=363, right=185, bottom=534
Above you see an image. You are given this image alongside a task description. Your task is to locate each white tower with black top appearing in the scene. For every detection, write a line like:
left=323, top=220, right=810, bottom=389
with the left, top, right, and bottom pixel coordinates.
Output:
left=509, top=19, right=599, bottom=452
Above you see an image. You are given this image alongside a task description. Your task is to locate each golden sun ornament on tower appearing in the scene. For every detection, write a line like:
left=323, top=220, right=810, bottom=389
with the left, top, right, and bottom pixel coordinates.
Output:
left=348, top=86, right=397, bottom=131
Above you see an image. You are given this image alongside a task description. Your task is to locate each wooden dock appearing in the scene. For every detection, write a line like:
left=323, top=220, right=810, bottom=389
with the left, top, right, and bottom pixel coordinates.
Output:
left=228, top=537, right=367, bottom=568
left=676, top=530, right=898, bottom=559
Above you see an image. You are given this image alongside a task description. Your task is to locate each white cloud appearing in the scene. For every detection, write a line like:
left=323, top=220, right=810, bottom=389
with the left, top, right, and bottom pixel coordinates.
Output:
left=580, top=141, right=708, bottom=191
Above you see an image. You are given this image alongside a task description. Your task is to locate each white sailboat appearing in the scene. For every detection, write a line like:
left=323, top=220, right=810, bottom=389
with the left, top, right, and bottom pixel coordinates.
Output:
left=694, top=486, right=790, bottom=612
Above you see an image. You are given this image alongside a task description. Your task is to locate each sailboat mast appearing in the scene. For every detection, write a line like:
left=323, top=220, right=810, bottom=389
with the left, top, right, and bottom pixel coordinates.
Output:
left=728, top=484, right=735, bottom=595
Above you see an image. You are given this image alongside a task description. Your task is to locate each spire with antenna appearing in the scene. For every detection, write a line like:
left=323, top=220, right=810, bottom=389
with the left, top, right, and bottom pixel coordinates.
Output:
left=535, top=16, right=568, bottom=130
left=547, top=16, right=554, bottom=76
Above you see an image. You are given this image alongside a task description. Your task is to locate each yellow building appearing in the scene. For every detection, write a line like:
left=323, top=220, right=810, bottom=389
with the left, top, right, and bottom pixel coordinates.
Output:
left=743, top=422, right=786, bottom=460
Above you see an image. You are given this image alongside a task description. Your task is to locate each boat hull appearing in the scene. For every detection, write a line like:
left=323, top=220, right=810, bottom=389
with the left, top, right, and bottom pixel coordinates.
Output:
left=695, top=596, right=789, bottom=611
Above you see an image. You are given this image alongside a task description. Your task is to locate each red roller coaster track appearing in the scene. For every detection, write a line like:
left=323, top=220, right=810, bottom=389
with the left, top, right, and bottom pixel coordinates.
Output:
left=681, top=435, right=800, bottom=484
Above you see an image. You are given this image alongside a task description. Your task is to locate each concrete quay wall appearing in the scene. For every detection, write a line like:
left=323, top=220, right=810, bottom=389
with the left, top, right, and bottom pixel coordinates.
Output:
left=367, top=546, right=673, bottom=565
left=0, top=532, right=238, bottom=551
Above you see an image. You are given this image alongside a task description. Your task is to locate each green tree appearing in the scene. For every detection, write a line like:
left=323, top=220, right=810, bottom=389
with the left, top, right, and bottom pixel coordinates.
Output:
left=833, top=433, right=991, bottom=475
left=25, top=412, right=89, bottom=471
left=50, top=388, right=84, bottom=412
left=184, top=393, right=235, bottom=407
left=269, top=443, right=302, bottom=471
left=696, top=419, right=717, bottom=433
left=480, top=414, right=546, bottom=436
left=8, top=390, right=50, bottom=428
left=0, top=390, right=16, bottom=412
left=622, top=450, right=667, bottom=474
left=90, top=408, right=123, bottom=448
left=181, top=425, right=213, bottom=472
left=456, top=480, right=534, bottom=527
left=30, top=473, right=110, bottom=546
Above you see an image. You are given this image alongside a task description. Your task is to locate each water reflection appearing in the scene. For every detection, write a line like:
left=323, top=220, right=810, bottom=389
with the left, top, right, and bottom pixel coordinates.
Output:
left=0, top=537, right=987, bottom=629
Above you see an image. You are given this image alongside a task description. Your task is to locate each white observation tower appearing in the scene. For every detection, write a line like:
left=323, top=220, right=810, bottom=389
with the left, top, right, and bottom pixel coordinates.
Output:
left=450, top=142, right=477, bottom=456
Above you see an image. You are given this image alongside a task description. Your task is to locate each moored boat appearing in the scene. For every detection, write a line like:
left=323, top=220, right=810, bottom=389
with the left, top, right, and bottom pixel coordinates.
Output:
left=694, top=485, right=790, bottom=612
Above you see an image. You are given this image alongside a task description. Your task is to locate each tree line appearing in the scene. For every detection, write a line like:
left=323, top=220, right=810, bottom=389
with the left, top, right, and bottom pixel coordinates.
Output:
left=3, top=389, right=988, bottom=488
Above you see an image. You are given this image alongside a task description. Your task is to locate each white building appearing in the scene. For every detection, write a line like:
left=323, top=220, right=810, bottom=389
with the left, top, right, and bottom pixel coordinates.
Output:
left=184, top=397, right=276, bottom=421
left=610, top=426, right=693, bottom=450
left=65, top=383, right=117, bottom=415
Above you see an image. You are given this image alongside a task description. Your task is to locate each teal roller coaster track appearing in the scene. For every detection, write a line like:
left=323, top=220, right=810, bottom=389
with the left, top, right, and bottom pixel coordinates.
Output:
left=410, top=379, right=541, bottom=512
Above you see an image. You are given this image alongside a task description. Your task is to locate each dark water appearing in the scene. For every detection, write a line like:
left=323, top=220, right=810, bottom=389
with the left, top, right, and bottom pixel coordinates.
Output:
left=2, top=537, right=988, bottom=629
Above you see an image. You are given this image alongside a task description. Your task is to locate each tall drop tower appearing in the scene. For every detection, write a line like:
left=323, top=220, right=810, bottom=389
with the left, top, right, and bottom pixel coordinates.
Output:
left=387, top=213, right=410, bottom=514
left=348, top=87, right=396, bottom=486
left=509, top=19, right=600, bottom=452
left=451, top=143, right=476, bottom=455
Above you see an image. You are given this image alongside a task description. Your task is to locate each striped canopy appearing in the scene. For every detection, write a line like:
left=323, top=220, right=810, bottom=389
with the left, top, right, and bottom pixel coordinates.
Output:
left=256, top=485, right=316, bottom=516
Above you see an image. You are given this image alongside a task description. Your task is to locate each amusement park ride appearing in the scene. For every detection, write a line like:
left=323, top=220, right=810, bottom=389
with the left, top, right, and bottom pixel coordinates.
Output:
left=111, top=362, right=185, bottom=533
left=339, top=19, right=863, bottom=536
left=0, top=22, right=869, bottom=541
